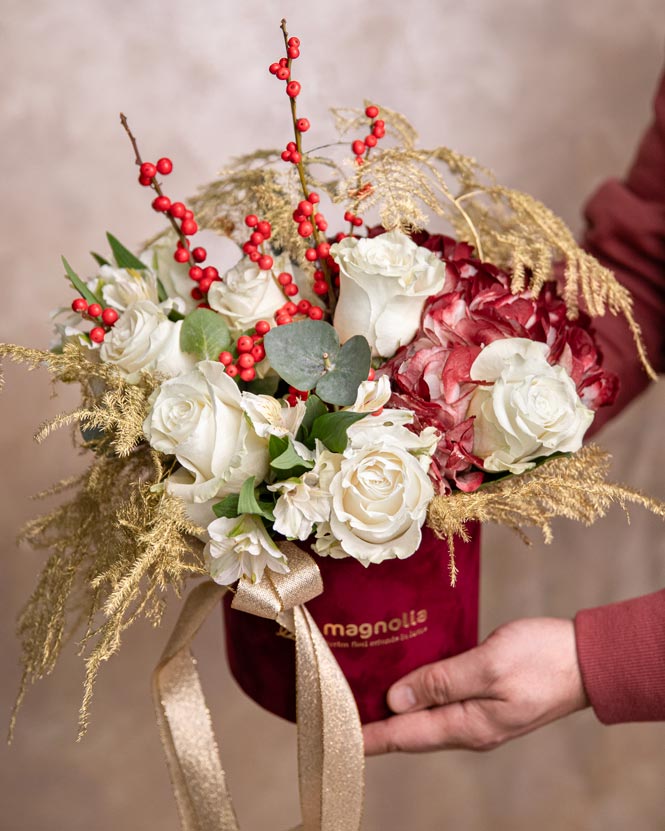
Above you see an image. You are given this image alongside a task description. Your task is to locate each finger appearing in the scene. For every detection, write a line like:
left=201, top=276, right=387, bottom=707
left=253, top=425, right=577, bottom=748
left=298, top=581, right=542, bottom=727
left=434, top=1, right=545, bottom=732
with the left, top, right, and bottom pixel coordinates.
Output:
left=363, top=702, right=483, bottom=755
left=387, top=644, right=494, bottom=713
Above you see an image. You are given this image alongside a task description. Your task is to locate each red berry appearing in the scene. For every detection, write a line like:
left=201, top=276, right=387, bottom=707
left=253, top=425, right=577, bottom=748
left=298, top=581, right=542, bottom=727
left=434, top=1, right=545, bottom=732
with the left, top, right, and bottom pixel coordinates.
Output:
left=276, top=66, right=290, bottom=81
left=237, top=353, right=255, bottom=369
left=287, top=394, right=298, bottom=407
left=140, top=162, right=157, bottom=179
left=152, top=195, right=171, bottom=212
left=237, top=335, right=253, bottom=353
left=138, top=174, right=152, bottom=186
left=188, top=267, right=203, bottom=282
left=315, top=217, right=328, bottom=232
left=277, top=271, right=292, bottom=286
left=305, top=248, right=318, bottom=262
left=308, top=192, right=320, bottom=204
left=198, top=276, right=213, bottom=293
left=355, top=156, right=364, bottom=165
left=286, top=81, right=301, bottom=98
left=245, top=214, right=259, bottom=227
left=313, top=280, right=328, bottom=296
left=203, top=266, right=219, bottom=281
left=239, top=367, right=256, bottom=382
left=226, top=364, right=239, bottom=378
left=372, top=124, right=385, bottom=138
left=101, top=308, right=119, bottom=325
left=308, top=306, right=324, bottom=320
left=170, top=202, right=186, bottom=219
left=276, top=314, right=293, bottom=326
left=288, top=36, right=301, bottom=48
left=297, top=118, right=310, bottom=132
left=181, top=219, right=198, bottom=236
left=317, top=242, right=331, bottom=258
left=269, top=62, right=280, bottom=75
left=287, top=46, right=300, bottom=59
left=292, top=210, right=305, bottom=223
left=352, top=216, right=364, bottom=227
left=249, top=250, right=261, bottom=262
left=286, top=141, right=297, bottom=152
left=290, top=151, right=302, bottom=164
left=374, top=119, right=385, bottom=129
left=365, top=105, right=379, bottom=119
left=156, top=157, right=173, bottom=175
left=250, top=231, right=264, bottom=246
left=71, top=298, right=88, bottom=313
left=242, top=242, right=256, bottom=255
left=298, top=299, right=312, bottom=313
left=281, top=150, right=292, bottom=162
left=251, top=344, right=266, bottom=362
left=365, top=134, right=378, bottom=148
left=344, top=211, right=354, bottom=222
left=367, top=367, right=376, bottom=381
left=255, top=320, right=270, bottom=335
left=219, top=351, right=233, bottom=366
left=284, top=302, right=298, bottom=315
left=89, top=326, right=106, bottom=343
left=257, top=221, right=271, bottom=237
left=192, top=247, right=207, bottom=263
left=88, top=303, right=102, bottom=317
left=191, top=287, right=203, bottom=301
left=174, top=248, right=190, bottom=263
left=284, top=283, right=299, bottom=297
left=279, top=57, right=288, bottom=67
left=335, top=232, right=347, bottom=242
left=298, top=221, right=313, bottom=237
left=352, top=139, right=366, bottom=156
left=298, top=200, right=314, bottom=217
left=258, top=254, right=274, bottom=271
left=184, top=209, right=194, bottom=220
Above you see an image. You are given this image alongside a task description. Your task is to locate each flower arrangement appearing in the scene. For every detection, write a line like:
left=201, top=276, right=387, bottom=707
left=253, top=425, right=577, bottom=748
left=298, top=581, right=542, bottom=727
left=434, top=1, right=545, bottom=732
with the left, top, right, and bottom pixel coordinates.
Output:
left=1, top=20, right=660, bottom=748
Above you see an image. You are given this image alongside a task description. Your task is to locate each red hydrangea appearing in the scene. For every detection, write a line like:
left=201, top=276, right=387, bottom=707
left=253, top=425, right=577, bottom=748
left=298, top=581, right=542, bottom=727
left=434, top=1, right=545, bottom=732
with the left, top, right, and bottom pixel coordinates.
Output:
left=380, top=231, right=619, bottom=495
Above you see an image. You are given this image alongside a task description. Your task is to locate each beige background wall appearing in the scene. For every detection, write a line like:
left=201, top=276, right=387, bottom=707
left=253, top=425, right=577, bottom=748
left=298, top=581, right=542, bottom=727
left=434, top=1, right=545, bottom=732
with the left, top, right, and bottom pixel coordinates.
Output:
left=1, top=1, right=665, bottom=829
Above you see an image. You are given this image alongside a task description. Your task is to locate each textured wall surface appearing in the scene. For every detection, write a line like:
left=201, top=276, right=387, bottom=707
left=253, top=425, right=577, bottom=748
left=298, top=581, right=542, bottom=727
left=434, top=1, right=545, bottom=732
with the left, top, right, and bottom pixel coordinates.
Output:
left=1, top=1, right=665, bottom=829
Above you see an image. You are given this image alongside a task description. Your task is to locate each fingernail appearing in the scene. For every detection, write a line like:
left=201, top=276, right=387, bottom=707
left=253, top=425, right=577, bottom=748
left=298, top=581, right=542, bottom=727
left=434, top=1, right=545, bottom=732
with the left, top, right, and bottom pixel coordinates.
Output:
left=388, top=684, right=416, bottom=713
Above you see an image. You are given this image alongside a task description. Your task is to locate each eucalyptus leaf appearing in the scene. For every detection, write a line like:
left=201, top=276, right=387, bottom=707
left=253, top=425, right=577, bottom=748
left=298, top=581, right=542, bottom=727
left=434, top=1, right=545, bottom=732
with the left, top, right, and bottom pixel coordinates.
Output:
left=180, top=308, right=231, bottom=360
left=309, top=410, right=368, bottom=453
left=62, top=256, right=104, bottom=307
left=106, top=233, right=147, bottom=270
left=263, top=320, right=339, bottom=391
left=315, top=335, right=371, bottom=406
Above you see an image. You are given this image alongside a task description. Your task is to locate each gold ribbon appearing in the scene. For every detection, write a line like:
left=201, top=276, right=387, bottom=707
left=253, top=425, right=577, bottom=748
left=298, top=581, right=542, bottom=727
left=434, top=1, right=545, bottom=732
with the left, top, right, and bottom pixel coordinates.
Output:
left=152, top=542, right=365, bottom=831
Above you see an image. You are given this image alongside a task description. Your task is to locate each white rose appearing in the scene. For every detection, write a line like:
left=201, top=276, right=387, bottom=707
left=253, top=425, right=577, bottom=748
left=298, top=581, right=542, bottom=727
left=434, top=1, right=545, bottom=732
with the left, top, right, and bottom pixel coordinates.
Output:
left=328, top=438, right=434, bottom=566
left=349, top=375, right=392, bottom=413
left=346, top=408, right=439, bottom=469
left=100, top=300, right=195, bottom=383
left=97, top=264, right=160, bottom=312
left=331, top=230, right=447, bottom=358
left=468, top=337, right=594, bottom=474
left=208, top=254, right=291, bottom=337
left=205, top=515, right=289, bottom=585
left=143, top=360, right=269, bottom=502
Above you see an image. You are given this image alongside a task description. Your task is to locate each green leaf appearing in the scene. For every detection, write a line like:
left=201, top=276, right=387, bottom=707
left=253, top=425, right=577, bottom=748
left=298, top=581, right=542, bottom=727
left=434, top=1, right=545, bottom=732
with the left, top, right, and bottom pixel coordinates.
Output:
left=269, top=433, right=289, bottom=462
left=91, top=251, right=111, bottom=267
left=237, top=477, right=275, bottom=521
left=180, top=308, right=231, bottom=360
left=168, top=309, right=186, bottom=322
left=315, top=335, right=371, bottom=406
left=244, top=372, right=280, bottom=396
left=157, top=277, right=168, bottom=303
left=62, top=256, right=104, bottom=307
left=106, top=232, right=147, bottom=270
left=212, top=494, right=240, bottom=518
left=309, top=410, right=368, bottom=453
left=263, top=320, right=340, bottom=391
left=298, top=394, right=328, bottom=442
left=271, top=437, right=314, bottom=474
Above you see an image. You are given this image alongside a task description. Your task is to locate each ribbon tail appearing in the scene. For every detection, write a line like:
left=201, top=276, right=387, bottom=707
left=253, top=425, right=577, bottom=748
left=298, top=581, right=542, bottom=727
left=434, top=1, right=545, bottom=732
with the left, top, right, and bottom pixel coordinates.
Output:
left=294, top=605, right=365, bottom=831
left=152, top=580, right=240, bottom=831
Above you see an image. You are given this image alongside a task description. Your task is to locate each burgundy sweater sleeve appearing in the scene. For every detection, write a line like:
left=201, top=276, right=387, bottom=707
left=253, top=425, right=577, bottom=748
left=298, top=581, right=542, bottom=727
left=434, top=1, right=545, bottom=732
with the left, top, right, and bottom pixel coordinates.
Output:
left=574, top=67, right=665, bottom=723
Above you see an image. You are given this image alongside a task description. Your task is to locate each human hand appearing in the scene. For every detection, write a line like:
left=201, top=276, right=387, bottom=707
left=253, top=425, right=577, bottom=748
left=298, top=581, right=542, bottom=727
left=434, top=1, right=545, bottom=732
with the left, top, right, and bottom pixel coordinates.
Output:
left=363, top=617, right=589, bottom=755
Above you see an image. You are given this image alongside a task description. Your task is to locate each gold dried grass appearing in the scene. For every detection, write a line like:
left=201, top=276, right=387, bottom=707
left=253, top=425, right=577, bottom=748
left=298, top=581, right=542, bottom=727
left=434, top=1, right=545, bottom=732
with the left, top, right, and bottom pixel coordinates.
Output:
left=427, top=446, right=665, bottom=585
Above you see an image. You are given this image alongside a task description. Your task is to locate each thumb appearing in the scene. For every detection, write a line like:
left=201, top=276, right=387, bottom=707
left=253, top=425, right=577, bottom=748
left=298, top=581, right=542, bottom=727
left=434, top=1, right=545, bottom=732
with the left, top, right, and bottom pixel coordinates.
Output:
left=387, top=645, right=493, bottom=713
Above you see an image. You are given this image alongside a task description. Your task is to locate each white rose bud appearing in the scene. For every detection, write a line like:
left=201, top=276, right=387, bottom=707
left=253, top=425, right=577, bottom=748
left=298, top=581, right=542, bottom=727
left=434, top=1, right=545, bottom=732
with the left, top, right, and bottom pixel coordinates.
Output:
left=349, top=375, right=392, bottom=413
left=143, top=360, right=269, bottom=502
left=331, top=230, right=447, bottom=358
left=468, top=337, right=594, bottom=474
left=205, top=515, right=289, bottom=585
left=100, top=300, right=195, bottom=383
left=208, top=254, right=292, bottom=337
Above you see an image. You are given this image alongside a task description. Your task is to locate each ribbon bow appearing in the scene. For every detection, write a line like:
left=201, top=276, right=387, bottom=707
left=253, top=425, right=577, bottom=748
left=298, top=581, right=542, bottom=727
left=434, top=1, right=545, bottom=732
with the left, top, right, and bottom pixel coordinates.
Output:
left=152, top=541, right=365, bottom=831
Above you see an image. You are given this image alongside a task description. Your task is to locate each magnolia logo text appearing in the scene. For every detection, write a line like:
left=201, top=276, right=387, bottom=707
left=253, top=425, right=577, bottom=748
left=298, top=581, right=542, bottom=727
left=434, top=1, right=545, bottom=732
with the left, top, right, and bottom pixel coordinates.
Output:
left=322, top=609, right=428, bottom=641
